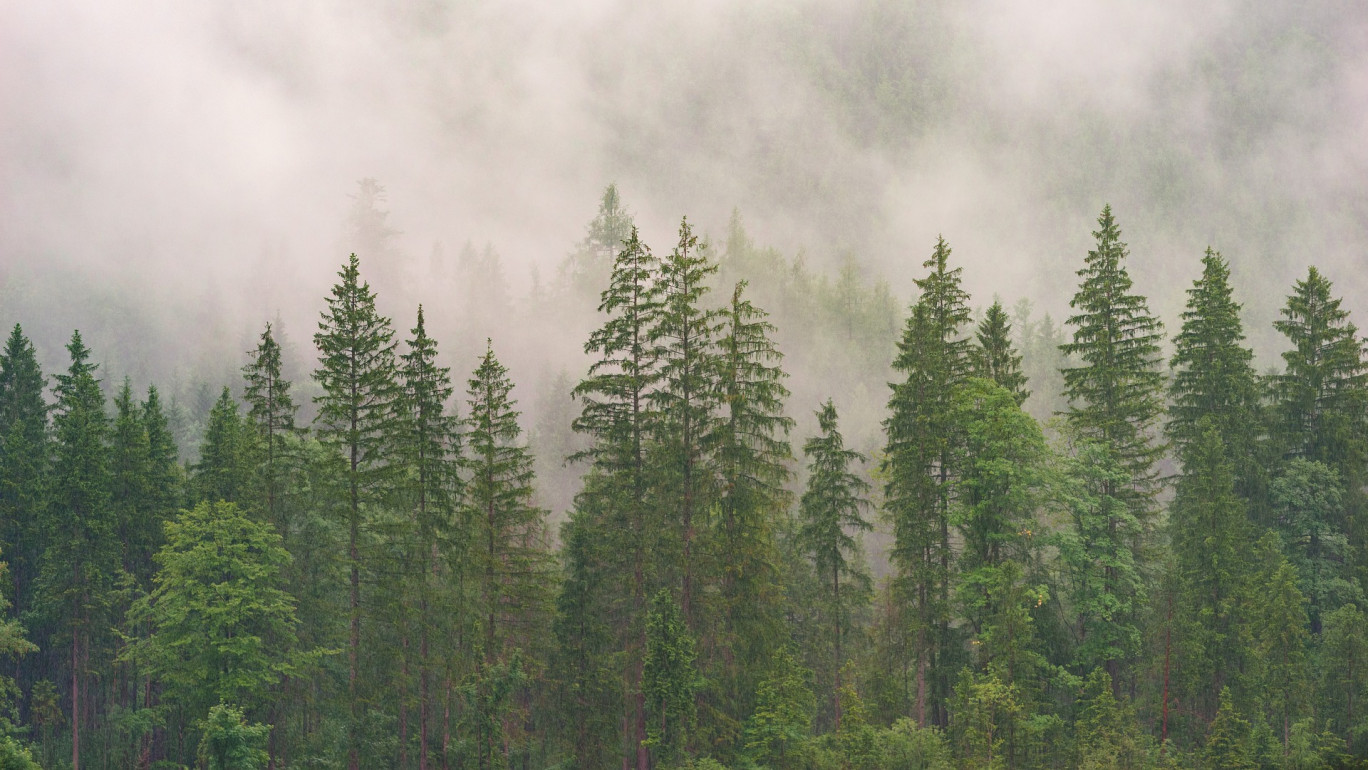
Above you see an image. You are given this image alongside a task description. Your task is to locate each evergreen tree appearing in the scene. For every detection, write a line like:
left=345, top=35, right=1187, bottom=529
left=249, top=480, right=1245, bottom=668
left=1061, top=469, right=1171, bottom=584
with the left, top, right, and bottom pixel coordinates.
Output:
left=110, top=379, right=154, bottom=582
left=1167, top=249, right=1264, bottom=508
left=1202, top=688, right=1256, bottom=770
left=312, top=253, right=399, bottom=770
left=1169, top=421, right=1254, bottom=726
left=563, top=183, right=634, bottom=299
left=1059, top=205, right=1165, bottom=690
left=395, top=305, right=461, bottom=770
left=1272, top=266, right=1368, bottom=586
left=242, top=322, right=300, bottom=530
left=643, top=589, right=701, bottom=765
left=1254, top=557, right=1310, bottom=753
left=708, top=280, right=793, bottom=751
left=193, top=387, right=254, bottom=507
left=197, top=703, right=270, bottom=770
left=1319, top=603, right=1368, bottom=749
left=140, top=386, right=182, bottom=581
left=39, top=331, right=116, bottom=770
left=973, top=301, right=1029, bottom=406
left=1272, top=266, right=1368, bottom=470
left=799, top=400, right=872, bottom=729
left=0, top=325, right=48, bottom=621
left=882, top=236, right=972, bottom=727
left=566, top=225, right=663, bottom=769
left=743, top=646, right=814, bottom=768
left=650, top=216, right=722, bottom=624
left=1270, top=460, right=1357, bottom=634
left=0, top=552, right=38, bottom=736
left=463, top=341, right=552, bottom=766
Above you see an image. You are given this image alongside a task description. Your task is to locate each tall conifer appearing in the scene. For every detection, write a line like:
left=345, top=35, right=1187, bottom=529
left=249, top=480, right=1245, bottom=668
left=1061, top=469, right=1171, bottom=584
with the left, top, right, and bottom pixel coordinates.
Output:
left=973, top=302, right=1029, bottom=406
left=0, top=325, right=48, bottom=621
left=1059, top=205, right=1165, bottom=689
left=313, top=253, right=399, bottom=770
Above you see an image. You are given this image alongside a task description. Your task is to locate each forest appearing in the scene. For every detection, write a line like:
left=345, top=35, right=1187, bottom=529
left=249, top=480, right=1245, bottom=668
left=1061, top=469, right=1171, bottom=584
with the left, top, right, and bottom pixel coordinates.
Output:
left=2, top=181, right=1367, bottom=770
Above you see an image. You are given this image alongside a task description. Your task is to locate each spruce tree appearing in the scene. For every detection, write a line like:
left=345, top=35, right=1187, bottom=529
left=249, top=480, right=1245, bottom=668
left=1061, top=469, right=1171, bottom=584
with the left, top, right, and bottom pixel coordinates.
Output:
left=643, top=589, right=700, bottom=765
left=709, top=280, right=792, bottom=748
left=109, top=377, right=168, bottom=615
left=1059, top=205, right=1165, bottom=690
left=242, top=322, right=301, bottom=530
left=1269, top=460, right=1355, bottom=634
left=1254, top=557, right=1310, bottom=753
left=0, top=325, right=48, bottom=621
left=883, top=235, right=971, bottom=726
left=799, top=399, right=872, bottom=729
left=1168, top=249, right=1264, bottom=506
left=40, top=331, right=115, bottom=770
left=973, top=301, right=1029, bottom=406
left=312, top=253, right=399, bottom=770
left=566, top=225, right=662, bottom=769
left=650, top=217, right=722, bottom=625
left=141, top=386, right=182, bottom=577
left=395, top=306, right=461, bottom=770
left=1319, top=603, right=1368, bottom=749
left=193, top=387, right=254, bottom=507
left=464, top=341, right=552, bottom=766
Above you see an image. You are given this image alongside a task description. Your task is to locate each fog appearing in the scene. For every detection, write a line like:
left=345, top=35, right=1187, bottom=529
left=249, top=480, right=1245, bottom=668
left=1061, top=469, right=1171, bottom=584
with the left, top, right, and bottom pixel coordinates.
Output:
left=3, top=0, right=1367, bottom=499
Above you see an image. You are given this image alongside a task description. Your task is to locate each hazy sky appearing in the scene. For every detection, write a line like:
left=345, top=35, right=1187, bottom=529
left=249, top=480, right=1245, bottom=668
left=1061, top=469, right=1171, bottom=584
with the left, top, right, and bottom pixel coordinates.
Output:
left=3, top=0, right=1366, bottom=371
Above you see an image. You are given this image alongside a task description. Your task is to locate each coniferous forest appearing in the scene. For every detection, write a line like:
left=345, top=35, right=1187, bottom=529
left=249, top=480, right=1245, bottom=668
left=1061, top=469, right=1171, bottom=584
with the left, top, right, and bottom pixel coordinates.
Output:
left=3, top=184, right=1368, bottom=770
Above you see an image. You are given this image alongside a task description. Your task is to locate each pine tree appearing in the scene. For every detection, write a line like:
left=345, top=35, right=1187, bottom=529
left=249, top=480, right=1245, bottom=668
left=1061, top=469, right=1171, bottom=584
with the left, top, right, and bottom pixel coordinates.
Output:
left=193, top=387, right=254, bottom=507
left=709, top=280, right=793, bottom=749
left=883, top=235, right=971, bottom=727
left=395, top=306, right=461, bottom=770
left=566, top=225, right=662, bottom=769
left=463, top=341, right=552, bottom=766
left=0, top=325, right=49, bottom=622
left=973, top=301, right=1029, bottom=405
left=243, top=322, right=301, bottom=530
left=799, top=400, right=872, bottom=729
left=39, top=331, right=116, bottom=770
left=1271, top=266, right=1368, bottom=584
left=1059, top=205, right=1165, bottom=690
left=312, top=253, right=399, bottom=770
left=1272, top=266, right=1368, bottom=469
left=1168, top=249, right=1264, bottom=507
left=650, top=217, right=722, bottom=625
left=111, top=379, right=154, bottom=583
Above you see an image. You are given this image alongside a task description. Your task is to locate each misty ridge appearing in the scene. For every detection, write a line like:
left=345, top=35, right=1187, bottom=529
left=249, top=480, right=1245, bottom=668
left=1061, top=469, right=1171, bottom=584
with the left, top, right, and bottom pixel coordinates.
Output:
left=3, top=2, right=1368, bottom=769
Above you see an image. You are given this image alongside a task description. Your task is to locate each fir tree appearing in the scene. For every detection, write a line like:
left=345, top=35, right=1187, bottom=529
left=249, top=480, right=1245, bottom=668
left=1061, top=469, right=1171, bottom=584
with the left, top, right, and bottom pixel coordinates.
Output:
left=650, top=216, right=722, bottom=624
left=1319, top=603, right=1368, bottom=749
left=1254, top=558, right=1310, bottom=753
left=141, top=386, right=182, bottom=576
left=566, top=225, right=663, bottom=769
left=242, top=322, right=300, bottom=530
left=1168, top=249, right=1264, bottom=507
left=1059, top=205, right=1165, bottom=690
left=1272, top=266, right=1368, bottom=469
left=0, top=325, right=48, bottom=621
left=882, top=235, right=972, bottom=727
left=1270, top=460, right=1356, bottom=634
left=312, top=253, right=399, bottom=770
left=193, top=387, right=253, bottom=507
left=111, top=379, right=153, bottom=583
left=709, top=280, right=793, bottom=750
left=40, top=331, right=115, bottom=770
left=463, top=341, right=552, bottom=766
left=973, top=301, right=1029, bottom=406
left=799, top=400, right=872, bottom=729
left=1203, top=688, right=1256, bottom=770
left=395, top=305, right=461, bottom=770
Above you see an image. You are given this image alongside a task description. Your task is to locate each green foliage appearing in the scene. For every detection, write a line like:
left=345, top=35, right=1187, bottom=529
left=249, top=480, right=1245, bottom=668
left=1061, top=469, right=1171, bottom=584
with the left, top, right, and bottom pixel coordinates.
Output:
left=1318, top=603, right=1368, bottom=747
left=645, top=589, right=702, bottom=764
left=1202, top=688, right=1255, bottom=770
left=950, top=668, right=1021, bottom=770
left=0, top=555, right=36, bottom=736
left=242, top=322, right=300, bottom=529
left=972, top=302, right=1029, bottom=406
left=124, top=501, right=304, bottom=722
left=744, top=646, right=815, bottom=768
left=0, top=736, right=40, bottom=770
left=0, top=324, right=48, bottom=623
left=1073, top=668, right=1148, bottom=769
left=1271, top=460, right=1359, bottom=632
left=882, top=236, right=972, bottom=727
left=1253, top=556, right=1310, bottom=752
left=197, top=702, right=269, bottom=770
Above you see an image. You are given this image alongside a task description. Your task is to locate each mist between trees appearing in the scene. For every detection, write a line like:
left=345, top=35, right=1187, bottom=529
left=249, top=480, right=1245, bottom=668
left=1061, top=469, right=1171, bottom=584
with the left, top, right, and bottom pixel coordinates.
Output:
left=3, top=183, right=1368, bottom=770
